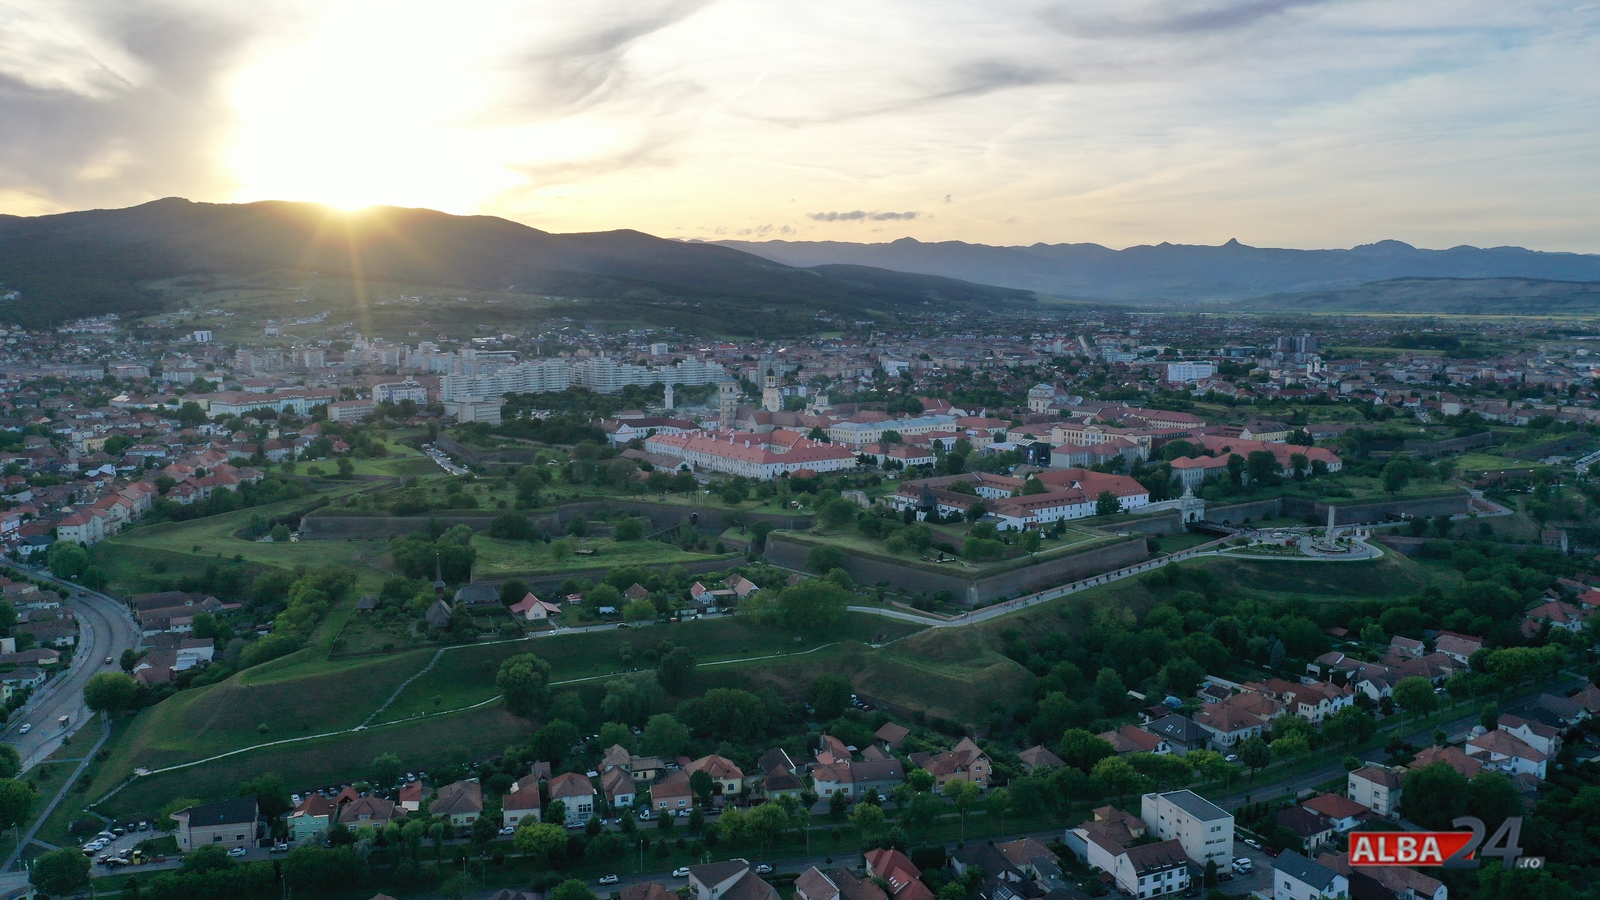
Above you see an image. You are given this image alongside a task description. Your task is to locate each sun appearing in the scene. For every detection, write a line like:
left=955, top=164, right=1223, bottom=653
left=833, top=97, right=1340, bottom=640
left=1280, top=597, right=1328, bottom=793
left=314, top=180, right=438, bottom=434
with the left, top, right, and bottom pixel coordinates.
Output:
left=223, top=6, right=525, bottom=213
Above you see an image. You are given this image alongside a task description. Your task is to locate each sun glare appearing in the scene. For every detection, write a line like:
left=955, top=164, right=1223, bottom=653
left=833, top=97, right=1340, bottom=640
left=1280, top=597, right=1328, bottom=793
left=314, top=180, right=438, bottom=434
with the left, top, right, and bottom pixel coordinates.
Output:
left=225, top=5, right=529, bottom=213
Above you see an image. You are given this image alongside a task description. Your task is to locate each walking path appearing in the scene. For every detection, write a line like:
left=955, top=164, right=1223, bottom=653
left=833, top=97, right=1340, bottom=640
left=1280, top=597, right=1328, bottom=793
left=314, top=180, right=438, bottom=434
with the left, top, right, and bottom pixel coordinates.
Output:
left=4, top=717, right=111, bottom=872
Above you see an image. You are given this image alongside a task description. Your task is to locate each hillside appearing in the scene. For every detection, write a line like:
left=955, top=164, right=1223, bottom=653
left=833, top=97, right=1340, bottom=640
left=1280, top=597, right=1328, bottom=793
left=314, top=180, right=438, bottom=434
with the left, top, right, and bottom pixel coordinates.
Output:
left=1232, top=277, right=1600, bottom=315
left=713, top=236, right=1600, bottom=304
left=0, top=199, right=1033, bottom=331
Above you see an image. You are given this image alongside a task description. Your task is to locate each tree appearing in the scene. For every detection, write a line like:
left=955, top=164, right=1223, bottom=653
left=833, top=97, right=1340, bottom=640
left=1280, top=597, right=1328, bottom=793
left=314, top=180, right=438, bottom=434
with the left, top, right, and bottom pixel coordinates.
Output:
left=46, top=541, right=88, bottom=579
left=83, top=672, right=143, bottom=715
left=1382, top=458, right=1410, bottom=494
left=1480, top=702, right=1500, bottom=733
left=614, top=517, right=645, bottom=541
left=1203, top=860, right=1219, bottom=888
left=30, top=848, right=89, bottom=898
left=1059, top=730, right=1115, bottom=772
left=691, top=770, right=715, bottom=804
left=623, top=599, right=656, bottom=622
left=830, top=789, right=851, bottom=822
left=1091, top=756, right=1146, bottom=803
left=805, top=545, right=847, bottom=573
left=271, top=523, right=292, bottom=542
left=806, top=674, right=854, bottom=720
left=944, top=779, right=982, bottom=839
left=120, top=648, right=140, bottom=672
left=983, top=788, right=1012, bottom=834
left=851, top=801, right=885, bottom=837
left=1237, top=736, right=1271, bottom=775
left=283, top=846, right=362, bottom=891
left=1226, top=453, right=1246, bottom=485
left=239, top=772, right=293, bottom=820
left=489, top=512, right=535, bottom=541
left=1323, top=706, right=1377, bottom=747
left=1271, top=733, right=1309, bottom=763
left=1402, top=762, right=1469, bottom=829
left=552, top=879, right=598, bottom=900
left=658, top=646, right=698, bottom=692
left=1187, top=750, right=1231, bottom=785
left=641, top=714, right=692, bottom=757
left=514, top=822, right=568, bottom=864
left=1095, top=491, right=1121, bottom=516
left=496, top=654, right=552, bottom=718
left=372, top=752, right=403, bottom=789
left=905, top=791, right=942, bottom=831
left=0, top=779, right=35, bottom=837
left=498, top=578, right=531, bottom=606
left=777, top=580, right=850, bottom=630
left=1246, top=450, right=1280, bottom=485
left=1393, top=676, right=1438, bottom=724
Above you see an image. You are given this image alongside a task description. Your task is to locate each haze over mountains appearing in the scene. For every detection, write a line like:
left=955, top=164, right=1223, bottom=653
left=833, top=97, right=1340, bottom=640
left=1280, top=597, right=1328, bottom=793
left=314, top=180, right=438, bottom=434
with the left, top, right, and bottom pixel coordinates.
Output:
left=0, top=199, right=1030, bottom=330
left=713, top=237, right=1600, bottom=305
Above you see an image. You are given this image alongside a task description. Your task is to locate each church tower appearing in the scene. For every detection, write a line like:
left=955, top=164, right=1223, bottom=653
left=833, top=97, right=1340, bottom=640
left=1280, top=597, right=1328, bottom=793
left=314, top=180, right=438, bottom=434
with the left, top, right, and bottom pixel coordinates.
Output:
left=762, top=366, right=782, bottom=412
left=719, top=380, right=740, bottom=426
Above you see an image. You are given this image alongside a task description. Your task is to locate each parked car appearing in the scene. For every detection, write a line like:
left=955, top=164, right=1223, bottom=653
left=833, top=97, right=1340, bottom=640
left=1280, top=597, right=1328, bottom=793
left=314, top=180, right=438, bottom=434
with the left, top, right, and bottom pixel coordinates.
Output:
left=1231, top=858, right=1252, bottom=874
left=499, top=826, right=517, bottom=836
left=227, top=847, right=247, bottom=858
left=271, top=843, right=289, bottom=853
left=755, top=864, right=774, bottom=875
left=673, top=868, right=691, bottom=878
left=18, top=724, right=30, bottom=735
left=599, top=875, right=620, bottom=885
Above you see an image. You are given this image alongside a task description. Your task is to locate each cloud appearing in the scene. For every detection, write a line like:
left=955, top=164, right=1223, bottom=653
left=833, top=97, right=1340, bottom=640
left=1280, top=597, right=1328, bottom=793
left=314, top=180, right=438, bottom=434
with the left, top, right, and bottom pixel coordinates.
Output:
left=808, top=210, right=920, bottom=222
left=1042, top=0, right=1337, bottom=39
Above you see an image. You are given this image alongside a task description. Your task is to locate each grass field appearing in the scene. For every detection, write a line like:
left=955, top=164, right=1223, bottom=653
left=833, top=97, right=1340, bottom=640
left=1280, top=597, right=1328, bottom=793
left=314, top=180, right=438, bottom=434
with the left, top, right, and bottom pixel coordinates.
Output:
left=95, top=706, right=537, bottom=821
left=95, top=487, right=397, bottom=578
left=1455, top=452, right=1536, bottom=472
left=471, top=535, right=724, bottom=577
left=775, top=524, right=1117, bottom=577
left=372, top=612, right=923, bottom=723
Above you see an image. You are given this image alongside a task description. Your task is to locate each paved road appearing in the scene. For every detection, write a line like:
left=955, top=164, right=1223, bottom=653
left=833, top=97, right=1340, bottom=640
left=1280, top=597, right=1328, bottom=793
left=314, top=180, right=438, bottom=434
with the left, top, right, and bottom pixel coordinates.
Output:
left=3, top=572, right=140, bottom=771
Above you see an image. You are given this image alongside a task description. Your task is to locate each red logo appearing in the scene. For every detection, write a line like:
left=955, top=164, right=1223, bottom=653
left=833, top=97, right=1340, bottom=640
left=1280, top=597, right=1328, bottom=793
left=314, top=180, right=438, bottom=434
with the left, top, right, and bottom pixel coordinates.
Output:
left=1349, top=832, right=1474, bottom=866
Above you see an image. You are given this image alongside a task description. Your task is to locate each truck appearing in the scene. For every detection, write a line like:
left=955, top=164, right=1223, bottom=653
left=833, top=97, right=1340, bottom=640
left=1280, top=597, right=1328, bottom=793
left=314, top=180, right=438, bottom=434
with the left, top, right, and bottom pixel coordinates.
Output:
left=58, top=715, right=70, bottom=728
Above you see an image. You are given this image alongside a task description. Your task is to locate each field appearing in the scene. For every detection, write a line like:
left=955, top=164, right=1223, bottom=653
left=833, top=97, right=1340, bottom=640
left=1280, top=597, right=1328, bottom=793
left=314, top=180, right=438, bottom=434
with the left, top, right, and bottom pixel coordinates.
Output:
left=775, top=521, right=1116, bottom=577
left=85, top=610, right=924, bottom=819
left=470, top=534, right=726, bottom=577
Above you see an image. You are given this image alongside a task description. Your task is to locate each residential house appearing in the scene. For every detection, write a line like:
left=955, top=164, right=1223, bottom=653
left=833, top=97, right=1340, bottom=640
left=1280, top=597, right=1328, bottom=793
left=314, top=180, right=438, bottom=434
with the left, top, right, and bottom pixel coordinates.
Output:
left=1408, top=744, right=1483, bottom=780
left=399, top=783, right=425, bottom=812
left=1466, top=730, right=1548, bottom=779
left=1302, top=794, right=1374, bottom=833
left=1434, top=631, right=1484, bottom=665
left=629, top=755, right=667, bottom=783
left=1316, top=852, right=1447, bottom=900
left=1140, top=790, right=1234, bottom=868
left=339, top=796, right=404, bottom=828
left=651, top=771, right=693, bottom=812
left=795, top=867, right=888, bottom=900
left=1273, top=849, right=1348, bottom=900
left=909, top=737, right=990, bottom=789
left=1018, top=745, right=1068, bottom=770
left=431, top=780, right=483, bottom=829
left=1193, top=700, right=1270, bottom=751
left=549, top=772, right=596, bottom=825
left=1142, top=715, right=1208, bottom=756
left=509, top=593, right=562, bottom=622
left=501, top=775, right=542, bottom=829
left=687, top=860, right=783, bottom=900
left=864, top=848, right=936, bottom=900
left=875, top=722, right=911, bottom=750
left=1387, top=635, right=1425, bottom=659
left=686, top=754, right=745, bottom=796
left=1347, top=766, right=1403, bottom=817
left=621, top=884, right=680, bottom=900
left=1065, top=806, right=1147, bottom=865
left=287, top=794, right=336, bottom=845
left=1498, top=714, right=1562, bottom=757
left=1275, top=807, right=1336, bottom=851
left=1102, top=839, right=1191, bottom=899
left=602, top=767, right=636, bottom=808
left=171, top=797, right=260, bottom=852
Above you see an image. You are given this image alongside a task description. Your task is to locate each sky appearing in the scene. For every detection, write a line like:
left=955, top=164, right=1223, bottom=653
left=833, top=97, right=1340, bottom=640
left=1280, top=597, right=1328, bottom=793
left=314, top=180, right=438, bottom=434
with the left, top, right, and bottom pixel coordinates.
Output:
left=1, top=0, right=1598, bottom=251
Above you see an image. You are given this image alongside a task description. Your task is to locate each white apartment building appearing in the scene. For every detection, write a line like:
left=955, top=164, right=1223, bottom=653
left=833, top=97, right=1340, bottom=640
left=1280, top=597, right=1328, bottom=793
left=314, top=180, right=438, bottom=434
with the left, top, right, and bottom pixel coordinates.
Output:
left=1140, top=790, right=1234, bottom=868
left=1166, top=362, right=1217, bottom=382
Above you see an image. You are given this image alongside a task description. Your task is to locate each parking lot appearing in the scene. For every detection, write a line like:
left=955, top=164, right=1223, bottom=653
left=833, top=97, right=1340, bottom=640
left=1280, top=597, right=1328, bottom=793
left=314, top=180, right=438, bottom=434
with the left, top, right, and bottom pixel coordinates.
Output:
left=1212, top=843, right=1276, bottom=896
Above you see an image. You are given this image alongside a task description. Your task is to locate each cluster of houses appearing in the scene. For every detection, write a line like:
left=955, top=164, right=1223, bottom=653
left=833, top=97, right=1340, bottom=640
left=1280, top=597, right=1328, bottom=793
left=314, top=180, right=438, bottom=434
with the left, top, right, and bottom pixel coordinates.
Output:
left=889, top=469, right=1151, bottom=532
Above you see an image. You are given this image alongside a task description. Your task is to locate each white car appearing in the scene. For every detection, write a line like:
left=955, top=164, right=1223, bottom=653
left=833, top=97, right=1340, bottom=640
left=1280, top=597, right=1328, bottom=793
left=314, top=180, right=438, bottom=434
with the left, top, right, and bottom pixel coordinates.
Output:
left=673, top=868, right=690, bottom=878
left=599, top=875, right=620, bottom=885
left=499, top=826, right=516, bottom=836
left=1232, top=859, right=1253, bottom=874
left=18, top=724, right=30, bottom=735
left=227, top=847, right=247, bottom=857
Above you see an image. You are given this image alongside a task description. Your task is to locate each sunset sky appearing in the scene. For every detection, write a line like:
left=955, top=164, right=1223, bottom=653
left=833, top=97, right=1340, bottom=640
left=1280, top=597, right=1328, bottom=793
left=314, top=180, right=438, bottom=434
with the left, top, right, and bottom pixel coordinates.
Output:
left=2, top=0, right=1598, bottom=250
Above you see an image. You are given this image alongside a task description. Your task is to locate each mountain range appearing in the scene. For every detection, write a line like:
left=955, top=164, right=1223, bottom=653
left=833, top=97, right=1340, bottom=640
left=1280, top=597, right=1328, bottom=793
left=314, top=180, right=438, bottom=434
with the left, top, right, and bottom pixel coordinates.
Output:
left=712, top=236, right=1600, bottom=304
left=0, top=199, right=1031, bottom=331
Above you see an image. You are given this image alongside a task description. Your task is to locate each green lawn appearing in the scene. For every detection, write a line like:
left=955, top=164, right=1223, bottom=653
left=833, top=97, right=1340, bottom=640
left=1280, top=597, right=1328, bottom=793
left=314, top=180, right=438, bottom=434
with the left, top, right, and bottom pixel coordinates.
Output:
left=97, top=487, right=398, bottom=586
left=471, top=535, right=727, bottom=577
left=372, top=612, right=922, bottom=724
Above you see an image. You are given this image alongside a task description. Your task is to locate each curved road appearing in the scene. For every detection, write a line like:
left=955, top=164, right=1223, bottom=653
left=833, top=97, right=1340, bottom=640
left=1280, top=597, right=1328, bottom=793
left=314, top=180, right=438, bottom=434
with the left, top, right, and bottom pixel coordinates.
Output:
left=3, top=570, right=140, bottom=770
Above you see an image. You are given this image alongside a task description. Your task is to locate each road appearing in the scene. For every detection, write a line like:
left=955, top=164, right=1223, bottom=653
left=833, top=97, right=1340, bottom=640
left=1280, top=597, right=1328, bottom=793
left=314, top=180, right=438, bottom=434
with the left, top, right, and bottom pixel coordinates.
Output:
left=3, top=571, right=140, bottom=771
